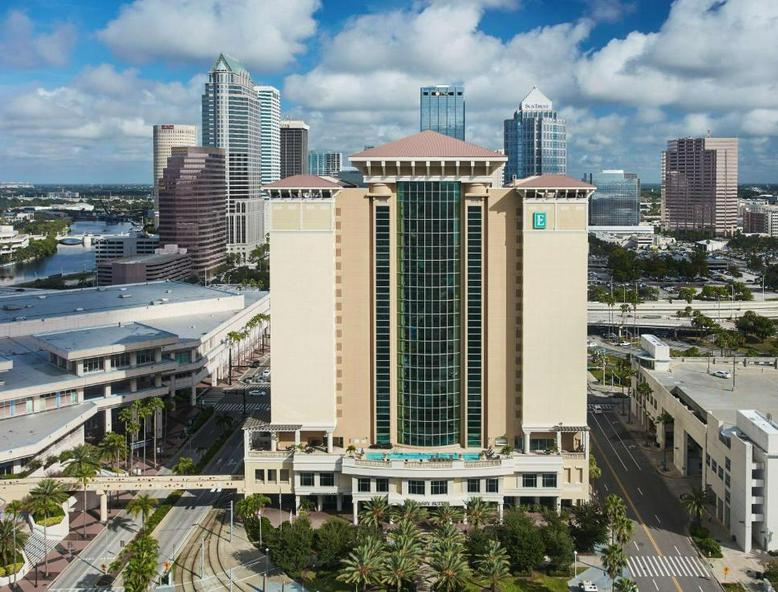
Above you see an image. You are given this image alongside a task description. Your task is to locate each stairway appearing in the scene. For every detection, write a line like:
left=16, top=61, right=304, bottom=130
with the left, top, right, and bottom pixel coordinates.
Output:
left=23, top=528, right=51, bottom=566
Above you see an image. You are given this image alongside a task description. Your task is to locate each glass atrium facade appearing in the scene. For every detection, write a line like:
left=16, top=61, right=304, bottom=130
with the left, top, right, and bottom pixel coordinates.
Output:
left=397, top=181, right=462, bottom=446
left=420, top=86, right=465, bottom=140
left=587, top=170, right=641, bottom=226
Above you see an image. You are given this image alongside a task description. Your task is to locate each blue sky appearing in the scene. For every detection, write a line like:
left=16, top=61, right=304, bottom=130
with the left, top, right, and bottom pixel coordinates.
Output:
left=1, top=0, right=776, bottom=184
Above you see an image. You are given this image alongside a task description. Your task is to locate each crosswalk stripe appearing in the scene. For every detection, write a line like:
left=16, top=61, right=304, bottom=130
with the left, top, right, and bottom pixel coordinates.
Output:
left=627, top=555, right=709, bottom=578
left=671, top=555, right=688, bottom=576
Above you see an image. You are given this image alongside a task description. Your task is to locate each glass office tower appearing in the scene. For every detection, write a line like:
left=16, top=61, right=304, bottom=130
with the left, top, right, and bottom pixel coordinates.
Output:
left=202, top=53, right=263, bottom=259
left=587, top=170, right=641, bottom=226
left=503, top=87, right=566, bottom=184
left=420, top=85, right=465, bottom=140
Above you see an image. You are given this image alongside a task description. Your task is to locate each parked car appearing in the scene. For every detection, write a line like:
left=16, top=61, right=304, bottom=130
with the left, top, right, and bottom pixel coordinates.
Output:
left=579, top=581, right=598, bottom=592
left=712, top=370, right=732, bottom=379
left=248, top=389, right=267, bottom=396
left=591, top=404, right=603, bottom=415
left=618, top=341, right=631, bottom=347
left=261, top=369, right=271, bottom=379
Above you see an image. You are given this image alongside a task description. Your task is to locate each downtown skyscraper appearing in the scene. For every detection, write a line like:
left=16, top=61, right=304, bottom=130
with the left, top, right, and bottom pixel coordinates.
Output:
left=503, top=87, right=566, bottom=184
left=662, top=137, right=738, bottom=236
left=202, top=53, right=263, bottom=259
left=280, top=120, right=309, bottom=178
left=255, top=85, right=281, bottom=185
left=420, top=85, right=465, bottom=140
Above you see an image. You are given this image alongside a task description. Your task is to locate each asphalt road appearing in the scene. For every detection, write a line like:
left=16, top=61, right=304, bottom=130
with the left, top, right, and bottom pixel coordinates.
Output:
left=589, top=405, right=721, bottom=592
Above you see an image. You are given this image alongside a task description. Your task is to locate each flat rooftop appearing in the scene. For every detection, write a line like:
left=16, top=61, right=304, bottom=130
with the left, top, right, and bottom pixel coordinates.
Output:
left=0, top=401, right=97, bottom=455
left=34, top=323, right=177, bottom=357
left=0, top=281, right=240, bottom=324
left=113, top=252, right=189, bottom=265
left=649, top=359, right=778, bottom=424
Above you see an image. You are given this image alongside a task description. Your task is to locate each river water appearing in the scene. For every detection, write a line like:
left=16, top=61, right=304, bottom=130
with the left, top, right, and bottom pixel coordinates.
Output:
left=0, top=220, right=136, bottom=286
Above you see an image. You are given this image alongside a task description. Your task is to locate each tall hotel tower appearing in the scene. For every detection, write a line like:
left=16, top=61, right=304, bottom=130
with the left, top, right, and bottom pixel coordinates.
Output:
left=202, top=53, right=263, bottom=260
left=503, top=87, right=566, bottom=184
left=662, top=137, right=738, bottom=236
left=255, top=85, right=281, bottom=185
left=420, top=85, right=465, bottom=140
left=243, top=130, right=592, bottom=519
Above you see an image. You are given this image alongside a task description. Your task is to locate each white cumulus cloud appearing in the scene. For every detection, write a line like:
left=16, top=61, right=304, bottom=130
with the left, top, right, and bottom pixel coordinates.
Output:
left=98, top=0, right=320, bottom=72
left=0, top=10, right=76, bottom=68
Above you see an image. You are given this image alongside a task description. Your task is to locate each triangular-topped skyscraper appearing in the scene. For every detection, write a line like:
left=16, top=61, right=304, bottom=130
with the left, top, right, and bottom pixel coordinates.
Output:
left=503, top=86, right=566, bottom=184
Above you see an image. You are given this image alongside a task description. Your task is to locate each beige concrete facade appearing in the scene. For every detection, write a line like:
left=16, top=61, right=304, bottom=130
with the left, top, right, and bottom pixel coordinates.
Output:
left=247, top=132, right=591, bottom=517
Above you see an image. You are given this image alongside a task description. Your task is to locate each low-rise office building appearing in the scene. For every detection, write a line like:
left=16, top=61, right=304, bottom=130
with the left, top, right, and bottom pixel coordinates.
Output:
left=633, top=334, right=778, bottom=552
left=244, top=131, right=592, bottom=520
left=98, top=245, right=193, bottom=285
left=0, top=281, right=268, bottom=474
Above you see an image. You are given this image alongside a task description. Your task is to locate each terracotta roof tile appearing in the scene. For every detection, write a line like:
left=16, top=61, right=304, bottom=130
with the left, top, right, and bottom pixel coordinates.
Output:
left=263, top=175, right=342, bottom=189
left=511, top=175, right=594, bottom=189
left=351, top=130, right=504, bottom=159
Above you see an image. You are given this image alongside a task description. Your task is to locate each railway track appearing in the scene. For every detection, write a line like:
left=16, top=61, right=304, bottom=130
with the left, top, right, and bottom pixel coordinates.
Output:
left=174, top=507, right=255, bottom=592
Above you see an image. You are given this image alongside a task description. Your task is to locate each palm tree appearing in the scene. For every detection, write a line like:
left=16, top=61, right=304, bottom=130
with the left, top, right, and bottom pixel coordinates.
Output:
left=605, top=495, right=627, bottom=544
left=432, top=522, right=465, bottom=555
left=654, top=411, right=674, bottom=470
left=127, top=494, right=158, bottom=529
left=100, top=431, right=126, bottom=471
left=381, top=549, right=419, bottom=592
left=428, top=547, right=472, bottom=592
left=172, top=456, right=196, bottom=475
left=62, top=443, right=101, bottom=540
left=236, top=493, right=271, bottom=542
left=26, top=478, right=68, bottom=577
left=613, top=577, right=639, bottom=592
left=394, top=499, right=427, bottom=526
left=620, top=303, right=631, bottom=331
left=124, top=534, right=159, bottom=592
left=338, top=536, right=385, bottom=592
left=612, top=514, right=634, bottom=547
left=137, top=400, right=154, bottom=469
left=680, top=488, right=711, bottom=527
left=361, top=496, right=391, bottom=529
left=475, top=540, right=510, bottom=592
left=430, top=503, right=463, bottom=526
left=601, top=543, right=627, bottom=589
left=465, top=497, right=495, bottom=529
left=0, top=516, right=28, bottom=579
left=145, top=397, right=165, bottom=468
left=119, top=404, right=141, bottom=473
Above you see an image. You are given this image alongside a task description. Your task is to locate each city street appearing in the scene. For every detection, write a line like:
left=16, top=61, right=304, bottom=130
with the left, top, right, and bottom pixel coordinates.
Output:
left=50, top=412, right=240, bottom=591
left=588, top=404, right=720, bottom=592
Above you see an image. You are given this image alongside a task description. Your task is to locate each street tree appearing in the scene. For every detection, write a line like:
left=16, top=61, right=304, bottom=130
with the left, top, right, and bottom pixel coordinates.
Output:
left=62, top=443, right=101, bottom=540
left=465, top=497, right=496, bottom=529
left=315, top=519, right=357, bottom=569
left=360, top=496, right=391, bottom=529
left=100, top=431, right=126, bottom=471
left=381, top=549, right=420, bottom=592
left=0, top=516, right=28, bottom=579
left=172, top=456, right=196, bottom=475
left=337, top=536, right=385, bottom=592
left=428, top=546, right=472, bottom=592
left=127, top=494, right=158, bottom=529
left=26, top=479, right=68, bottom=577
left=475, top=539, right=510, bottom=592
left=680, top=488, right=711, bottom=527
left=601, top=543, right=627, bottom=588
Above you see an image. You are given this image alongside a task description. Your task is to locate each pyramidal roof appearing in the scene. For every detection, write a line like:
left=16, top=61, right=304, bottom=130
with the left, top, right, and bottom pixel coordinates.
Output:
left=350, top=130, right=504, bottom=160
left=520, top=86, right=553, bottom=111
left=211, top=53, right=250, bottom=77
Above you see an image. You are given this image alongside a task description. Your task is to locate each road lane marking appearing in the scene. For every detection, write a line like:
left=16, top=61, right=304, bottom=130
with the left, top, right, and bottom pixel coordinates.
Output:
left=634, top=541, right=640, bottom=551
left=592, top=433, right=684, bottom=592
left=653, top=579, right=659, bottom=590
left=589, top=413, right=630, bottom=471
left=674, top=545, right=680, bottom=554
left=654, top=514, right=661, bottom=525
left=637, top=487, right=644, bottom=496
left=604, top=410, right=642, bottom=469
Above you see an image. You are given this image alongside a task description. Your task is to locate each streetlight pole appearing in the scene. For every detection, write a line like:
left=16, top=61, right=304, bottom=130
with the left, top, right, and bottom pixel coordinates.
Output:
left=200, top=537, right=205, bottom=579
left=574, top=550, right=578, bottom=582
left=229, top=499, right=234, bottom=542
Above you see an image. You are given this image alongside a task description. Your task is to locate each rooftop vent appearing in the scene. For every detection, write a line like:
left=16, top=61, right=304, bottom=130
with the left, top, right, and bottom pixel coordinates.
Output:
left=119, top=294, right=132, bottom=299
